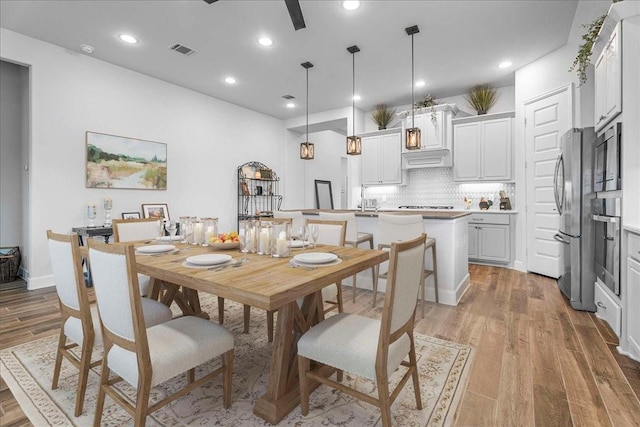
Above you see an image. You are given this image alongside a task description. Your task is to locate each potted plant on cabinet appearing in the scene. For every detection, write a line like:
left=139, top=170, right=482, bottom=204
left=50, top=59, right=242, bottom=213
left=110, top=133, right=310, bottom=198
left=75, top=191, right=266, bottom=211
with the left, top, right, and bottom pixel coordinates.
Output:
left=371, top=104, right=396, bottom=130
left=464, top=84, right=498, bottom=115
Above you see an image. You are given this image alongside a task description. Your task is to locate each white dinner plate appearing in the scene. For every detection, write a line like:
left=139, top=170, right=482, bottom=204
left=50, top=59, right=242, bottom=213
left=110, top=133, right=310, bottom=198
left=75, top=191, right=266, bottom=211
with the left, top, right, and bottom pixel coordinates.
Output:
left=186, top=254, right=232, bottom=266
left=293, top=252, right=338, bottom=264
left=290, top=240, right=308, bottom=249
left=157, top=236, right=182, bottom=242
left=136, top=244, right=176, bottom=254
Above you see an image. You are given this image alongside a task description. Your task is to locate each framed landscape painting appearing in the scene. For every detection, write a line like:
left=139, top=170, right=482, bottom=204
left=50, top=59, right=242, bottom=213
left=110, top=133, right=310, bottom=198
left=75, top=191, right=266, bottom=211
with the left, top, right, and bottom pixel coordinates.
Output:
left=86, top=131, right=167, bottom=190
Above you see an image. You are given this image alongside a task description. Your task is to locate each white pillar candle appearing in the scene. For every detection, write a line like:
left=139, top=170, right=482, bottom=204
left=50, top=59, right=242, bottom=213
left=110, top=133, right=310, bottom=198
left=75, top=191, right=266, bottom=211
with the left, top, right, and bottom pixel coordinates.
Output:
left=260, top=230, right=270, bottom=254
left=205, top=226, right=216, bottom=244
left=194, top=223, right=203, bottom=245
left=276, top=238, right=287, bottom=255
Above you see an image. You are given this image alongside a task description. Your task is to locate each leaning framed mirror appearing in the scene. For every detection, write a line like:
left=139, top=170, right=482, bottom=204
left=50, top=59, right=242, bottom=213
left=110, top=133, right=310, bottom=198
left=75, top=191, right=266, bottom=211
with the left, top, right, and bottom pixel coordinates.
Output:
left=314, top=180, right=334, bottom=209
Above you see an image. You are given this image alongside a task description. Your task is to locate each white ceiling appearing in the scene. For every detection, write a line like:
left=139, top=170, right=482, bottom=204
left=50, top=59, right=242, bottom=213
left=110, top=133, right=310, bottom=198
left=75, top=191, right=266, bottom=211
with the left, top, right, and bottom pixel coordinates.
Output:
left=0, top=0, right=579, bottom=120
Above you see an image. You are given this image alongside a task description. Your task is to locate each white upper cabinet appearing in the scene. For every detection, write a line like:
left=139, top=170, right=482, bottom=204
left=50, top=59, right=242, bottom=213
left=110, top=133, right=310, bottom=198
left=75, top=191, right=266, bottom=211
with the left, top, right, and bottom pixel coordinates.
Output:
left=452, top=112, right=514, bottom=182
left=594, top=21, right=622, bottom=132
left=361, top=128, right=403, bottom=185
left=400, top=104, right=459, bottom=154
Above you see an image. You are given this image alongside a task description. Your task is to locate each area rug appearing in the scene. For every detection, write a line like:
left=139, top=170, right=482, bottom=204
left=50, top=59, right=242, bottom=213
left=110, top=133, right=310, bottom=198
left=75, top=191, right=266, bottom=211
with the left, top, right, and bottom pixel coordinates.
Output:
left=1, top=295, right=473, bottom=426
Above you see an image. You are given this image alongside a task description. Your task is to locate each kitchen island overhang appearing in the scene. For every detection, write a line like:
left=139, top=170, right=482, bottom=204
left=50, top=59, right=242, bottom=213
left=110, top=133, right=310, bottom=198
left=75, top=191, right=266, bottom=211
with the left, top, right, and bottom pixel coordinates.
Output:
left=300, top=209, right=471, bottom=306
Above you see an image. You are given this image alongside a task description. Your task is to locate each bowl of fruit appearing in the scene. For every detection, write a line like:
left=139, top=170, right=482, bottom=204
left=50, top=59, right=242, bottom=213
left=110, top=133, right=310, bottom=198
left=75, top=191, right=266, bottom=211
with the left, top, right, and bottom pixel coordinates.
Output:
left=208, top=232, right=241, bottom=250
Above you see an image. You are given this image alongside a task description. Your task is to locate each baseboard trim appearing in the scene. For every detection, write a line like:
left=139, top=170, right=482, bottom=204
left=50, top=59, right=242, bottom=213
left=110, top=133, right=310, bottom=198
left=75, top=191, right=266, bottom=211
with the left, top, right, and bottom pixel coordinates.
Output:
left=27, top=274, right=55, bottom=291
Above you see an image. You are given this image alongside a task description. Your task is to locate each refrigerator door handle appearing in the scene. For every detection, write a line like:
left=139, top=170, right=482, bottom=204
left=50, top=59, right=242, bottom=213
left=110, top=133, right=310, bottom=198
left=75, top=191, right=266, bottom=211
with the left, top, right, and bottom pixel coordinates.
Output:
left=592, top=214, right=619, bottom=223
left=553, top=153, right=563, bottom=215
left=554, top=233, right=570, bottom=244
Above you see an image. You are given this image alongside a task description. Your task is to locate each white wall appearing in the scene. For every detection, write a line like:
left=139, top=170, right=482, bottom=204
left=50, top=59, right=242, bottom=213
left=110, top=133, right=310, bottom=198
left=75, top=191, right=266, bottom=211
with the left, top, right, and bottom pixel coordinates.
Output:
left=0, top=28, right=285, bottom=289
left=0, top=60, right=28, bottom=253
left=513, top=0, right=611, bottom=272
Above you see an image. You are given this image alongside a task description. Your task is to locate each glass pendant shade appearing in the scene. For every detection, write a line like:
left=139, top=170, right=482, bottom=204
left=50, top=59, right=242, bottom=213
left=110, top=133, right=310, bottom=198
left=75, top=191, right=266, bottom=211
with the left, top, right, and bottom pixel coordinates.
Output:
left=300, top=142, right=314, bottom=160
left=406, top=127, right=421, bottom=150
left=346, top=135, right=362, bottom=155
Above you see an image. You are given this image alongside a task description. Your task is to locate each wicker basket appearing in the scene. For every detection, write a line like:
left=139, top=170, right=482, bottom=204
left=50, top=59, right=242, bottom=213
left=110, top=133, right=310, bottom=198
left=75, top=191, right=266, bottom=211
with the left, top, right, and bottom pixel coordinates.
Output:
left=0, top=246, right=21, bottom=284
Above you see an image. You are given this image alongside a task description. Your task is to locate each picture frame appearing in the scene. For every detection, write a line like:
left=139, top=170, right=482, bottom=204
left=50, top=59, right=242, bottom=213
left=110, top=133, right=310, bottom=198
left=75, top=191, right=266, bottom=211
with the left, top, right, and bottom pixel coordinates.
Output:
left=259, top=169, right=273, bottom=180
left=141, top=204, right=170, bottom=222
left=314, top=180, right=334, bottom=209
left=86, top=131, right=167, bottom=190
left=121, top=212, right=141, bottom=220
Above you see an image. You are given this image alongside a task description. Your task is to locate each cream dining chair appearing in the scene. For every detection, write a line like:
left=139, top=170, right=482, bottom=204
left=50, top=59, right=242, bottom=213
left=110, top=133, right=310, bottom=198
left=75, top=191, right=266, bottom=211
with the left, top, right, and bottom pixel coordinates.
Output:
left=273, top=210, right=305, bottom=231
left=373, top=214, right=439, bottom=315
left=297, top=234, right=426, bottom=426
left=88, top=239, right=235, bottom=426
left=318, top=211, right=375, bottom=303
left=46, top=230, right=173, bottom=417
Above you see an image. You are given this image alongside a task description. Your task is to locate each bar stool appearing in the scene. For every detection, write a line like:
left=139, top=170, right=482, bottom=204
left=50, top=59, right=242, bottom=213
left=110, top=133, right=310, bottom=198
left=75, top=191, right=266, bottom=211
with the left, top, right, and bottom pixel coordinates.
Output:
left=318, top=212, right=376, bottom=302
left=374, top=214, right=439, bottom=316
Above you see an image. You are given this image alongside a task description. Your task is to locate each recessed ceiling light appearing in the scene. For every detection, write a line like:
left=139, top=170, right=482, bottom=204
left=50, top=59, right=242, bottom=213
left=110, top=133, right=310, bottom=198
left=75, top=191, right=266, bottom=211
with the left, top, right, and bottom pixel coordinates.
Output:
left=80, top=44, right=94, bottom=54
left=118, top=34, right=139, bottom=44
left=343, top=1, right=360, bottom=10
left=258, top=37, right=273, bottom=46
left=498, top=61, right=513, bottom=69
left=415, top=80, right=426, bottom=87
left=225, top=77, right=236, bottom=84
left=352, top=95, right=361, bottom=101
left=286, top=102, right=296, bottom=108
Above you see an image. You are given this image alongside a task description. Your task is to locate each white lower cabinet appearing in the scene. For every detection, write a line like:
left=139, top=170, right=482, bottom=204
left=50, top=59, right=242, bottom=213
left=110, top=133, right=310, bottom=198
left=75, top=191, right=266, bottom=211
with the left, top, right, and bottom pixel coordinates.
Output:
left=468, top=213, right=511, bottom=264
left=626, top=232, right=640, bottom=360
left=595, top=280, right=622, bottom=337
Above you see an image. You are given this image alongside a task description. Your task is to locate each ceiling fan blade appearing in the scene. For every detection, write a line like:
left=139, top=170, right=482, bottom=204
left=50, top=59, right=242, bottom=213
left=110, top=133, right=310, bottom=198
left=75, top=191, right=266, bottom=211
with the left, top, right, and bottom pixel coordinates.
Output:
left=284, top=0, right=306, bottom=31
left=202, top=0, right=218, bottom=4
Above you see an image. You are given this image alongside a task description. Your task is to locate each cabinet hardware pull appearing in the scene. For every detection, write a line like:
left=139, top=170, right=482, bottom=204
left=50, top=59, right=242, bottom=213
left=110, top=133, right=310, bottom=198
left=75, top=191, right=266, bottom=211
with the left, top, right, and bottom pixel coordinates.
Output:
left=597, top=301, right=606, bottom=309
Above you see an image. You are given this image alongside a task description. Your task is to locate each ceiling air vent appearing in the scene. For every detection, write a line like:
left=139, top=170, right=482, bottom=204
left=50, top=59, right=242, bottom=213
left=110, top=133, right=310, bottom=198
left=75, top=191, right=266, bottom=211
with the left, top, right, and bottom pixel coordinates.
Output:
left=282, top=95, right=295, bottom=100
left=169, top=43, right=197, bottom=56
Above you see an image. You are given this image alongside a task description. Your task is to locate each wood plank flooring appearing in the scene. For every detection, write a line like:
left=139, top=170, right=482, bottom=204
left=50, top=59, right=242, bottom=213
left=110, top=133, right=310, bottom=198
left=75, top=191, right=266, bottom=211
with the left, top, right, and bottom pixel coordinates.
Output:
left=1, top=265, right=639, bottom=426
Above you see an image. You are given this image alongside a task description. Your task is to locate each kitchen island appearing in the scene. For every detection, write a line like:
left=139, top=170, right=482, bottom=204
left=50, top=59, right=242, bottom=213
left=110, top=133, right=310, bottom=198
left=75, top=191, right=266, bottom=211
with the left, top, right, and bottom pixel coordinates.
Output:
left=301, top=209, right=471, bottom=305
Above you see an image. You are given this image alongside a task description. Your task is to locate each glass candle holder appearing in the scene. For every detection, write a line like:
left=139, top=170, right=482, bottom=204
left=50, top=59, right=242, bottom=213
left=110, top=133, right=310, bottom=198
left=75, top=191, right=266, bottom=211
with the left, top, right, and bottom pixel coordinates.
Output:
left=202, top=217, right=218, bottom=246
left=271, top=221, right=291, bottom=258
left=103, top=198, right=113, bottom=226
left=257, top=223, right=272, bottom=255
left=87, top=203, right=97, bottom=227
left=192, top=219, right=204, bottom=246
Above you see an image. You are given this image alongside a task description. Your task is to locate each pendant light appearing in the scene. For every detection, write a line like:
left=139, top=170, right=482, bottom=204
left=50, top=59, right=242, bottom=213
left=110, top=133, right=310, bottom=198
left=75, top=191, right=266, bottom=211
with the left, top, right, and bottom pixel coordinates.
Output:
left=300, top=61, right=315, bottom=160
left=405, top=25, right=421, bottom=150
left=346, top=45, right=362, bottom=155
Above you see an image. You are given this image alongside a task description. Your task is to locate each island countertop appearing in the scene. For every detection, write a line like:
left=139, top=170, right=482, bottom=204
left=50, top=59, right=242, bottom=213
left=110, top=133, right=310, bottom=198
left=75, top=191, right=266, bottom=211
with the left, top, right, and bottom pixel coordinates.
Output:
left=299, top=209, right=472, bottom=220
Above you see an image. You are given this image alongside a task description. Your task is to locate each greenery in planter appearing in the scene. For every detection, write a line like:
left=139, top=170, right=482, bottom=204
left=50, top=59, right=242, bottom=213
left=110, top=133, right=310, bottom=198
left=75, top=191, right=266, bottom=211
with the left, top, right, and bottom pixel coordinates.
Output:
left=569, top=14, right=606, bottom=86
left=415, top=94, right=439, bottom=121
left=371, top=104, right=396, bottom=130
left=464, top=84, right=498, bottom=115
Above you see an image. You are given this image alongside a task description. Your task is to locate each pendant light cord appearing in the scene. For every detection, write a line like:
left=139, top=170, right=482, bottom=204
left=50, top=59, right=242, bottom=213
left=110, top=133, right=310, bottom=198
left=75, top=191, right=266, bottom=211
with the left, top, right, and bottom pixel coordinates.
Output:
left=411, top=33, right=415, bottom=129
left=306, top=67, right=309, bottom=143
left=352, top=52, right=356, bottom=135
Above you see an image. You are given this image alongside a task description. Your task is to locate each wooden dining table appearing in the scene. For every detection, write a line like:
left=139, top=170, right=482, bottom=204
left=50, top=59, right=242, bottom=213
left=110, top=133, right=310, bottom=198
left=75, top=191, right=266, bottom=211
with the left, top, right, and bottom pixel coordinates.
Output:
left=134, top=242, right=388, bottom=424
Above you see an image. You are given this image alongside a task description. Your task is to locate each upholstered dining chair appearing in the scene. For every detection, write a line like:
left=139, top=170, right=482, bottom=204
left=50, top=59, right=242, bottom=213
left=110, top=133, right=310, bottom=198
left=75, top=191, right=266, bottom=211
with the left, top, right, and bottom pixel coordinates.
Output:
left=305, top=218, right=347, bottom=314
left=374, top=214, right=438, bottom=316
left=46, top=230, right=173, bottom=417
left=297, top=234, right=426, bottom=426
left=318, top=211, right=375, bottom=303
left=273, top=210, right=305, bottom=231
left=88, top=239, right=235, bottom=427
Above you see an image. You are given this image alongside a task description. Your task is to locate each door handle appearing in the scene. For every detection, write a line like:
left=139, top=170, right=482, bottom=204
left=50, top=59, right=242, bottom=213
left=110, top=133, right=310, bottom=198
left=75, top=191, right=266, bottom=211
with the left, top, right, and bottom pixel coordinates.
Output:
left=554, top=233, right=570, bottom=244
left=592, top=214, right=619, bottom=223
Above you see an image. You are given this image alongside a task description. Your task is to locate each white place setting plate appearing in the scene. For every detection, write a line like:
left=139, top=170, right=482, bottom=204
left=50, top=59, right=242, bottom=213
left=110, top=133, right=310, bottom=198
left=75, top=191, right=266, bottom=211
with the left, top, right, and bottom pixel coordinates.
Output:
left=185, top=254, right=232, bottom=266
left=136, top=244, right=177, bottom=254
left=157, top=236, right=182, bottom=242
left=290, top=240, right=309, bottom=249
left=293, top=252, right=338, bottom=265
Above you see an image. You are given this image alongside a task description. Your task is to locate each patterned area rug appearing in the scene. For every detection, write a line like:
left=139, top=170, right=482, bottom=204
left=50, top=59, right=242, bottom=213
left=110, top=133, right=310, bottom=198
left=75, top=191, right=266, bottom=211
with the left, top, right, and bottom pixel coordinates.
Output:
left=1, top=295, right=473, bottom=426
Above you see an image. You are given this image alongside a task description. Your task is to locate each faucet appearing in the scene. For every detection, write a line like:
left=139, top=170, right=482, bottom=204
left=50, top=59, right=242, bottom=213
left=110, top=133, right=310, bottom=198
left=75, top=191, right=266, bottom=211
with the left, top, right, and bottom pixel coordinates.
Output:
left=360, top=185, right=366, bottom=212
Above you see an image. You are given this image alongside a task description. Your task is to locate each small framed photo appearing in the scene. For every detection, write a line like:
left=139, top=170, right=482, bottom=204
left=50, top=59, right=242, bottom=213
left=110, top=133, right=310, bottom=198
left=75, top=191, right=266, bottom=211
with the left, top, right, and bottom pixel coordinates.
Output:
left=121, top=212, right=141, bottom=220
left=141, top=203, right=170, bottom=222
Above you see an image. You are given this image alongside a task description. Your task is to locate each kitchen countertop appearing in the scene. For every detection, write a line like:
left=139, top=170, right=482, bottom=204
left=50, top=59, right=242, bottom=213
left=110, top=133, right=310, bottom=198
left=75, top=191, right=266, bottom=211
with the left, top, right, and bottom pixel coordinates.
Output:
left=300, top=209, right=471, bottom=220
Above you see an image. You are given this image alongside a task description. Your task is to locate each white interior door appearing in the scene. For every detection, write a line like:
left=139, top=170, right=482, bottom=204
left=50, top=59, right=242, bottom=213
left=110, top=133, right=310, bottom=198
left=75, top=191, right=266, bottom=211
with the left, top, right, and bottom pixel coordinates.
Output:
left=525, top=85, right=572, bottom=278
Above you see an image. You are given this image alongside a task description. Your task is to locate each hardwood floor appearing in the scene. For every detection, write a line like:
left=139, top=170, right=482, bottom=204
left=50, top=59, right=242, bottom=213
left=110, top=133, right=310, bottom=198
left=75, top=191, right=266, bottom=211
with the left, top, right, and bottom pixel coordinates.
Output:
left=1, top=265, right=639, bottom=426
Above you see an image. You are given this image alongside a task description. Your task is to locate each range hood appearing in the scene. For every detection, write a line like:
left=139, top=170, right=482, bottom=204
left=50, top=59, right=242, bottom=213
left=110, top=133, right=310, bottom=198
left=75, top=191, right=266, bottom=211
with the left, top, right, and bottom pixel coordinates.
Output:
left=402, top=149, right=452, bottom=169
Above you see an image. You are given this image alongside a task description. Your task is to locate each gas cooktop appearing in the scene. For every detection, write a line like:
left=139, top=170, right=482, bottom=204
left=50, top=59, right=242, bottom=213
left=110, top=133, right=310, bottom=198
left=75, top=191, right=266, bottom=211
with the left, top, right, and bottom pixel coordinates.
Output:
left=398, top=205, right=454, bottom=210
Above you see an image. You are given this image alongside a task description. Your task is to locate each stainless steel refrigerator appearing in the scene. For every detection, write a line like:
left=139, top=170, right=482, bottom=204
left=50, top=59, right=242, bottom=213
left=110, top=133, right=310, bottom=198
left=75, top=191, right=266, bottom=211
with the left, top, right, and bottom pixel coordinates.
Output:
left=553, top=127, right=596, bottom=311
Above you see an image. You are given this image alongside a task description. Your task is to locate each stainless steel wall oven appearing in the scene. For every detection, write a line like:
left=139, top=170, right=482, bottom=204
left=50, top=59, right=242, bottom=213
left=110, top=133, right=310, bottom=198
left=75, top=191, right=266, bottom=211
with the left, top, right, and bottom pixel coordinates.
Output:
left=592, top=198, right=621, bottom=295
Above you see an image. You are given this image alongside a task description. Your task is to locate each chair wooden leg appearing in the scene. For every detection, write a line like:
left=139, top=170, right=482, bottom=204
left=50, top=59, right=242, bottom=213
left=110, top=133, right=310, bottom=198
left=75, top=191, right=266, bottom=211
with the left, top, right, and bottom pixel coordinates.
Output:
left=298, top=355, right=310, bottom=416
left=336, top=369, right=343, bottom=382
left=352, top=274, right=357, bottom=303
left=188, top=368, right=195, bottom=384
left=74, top=337, right=93, bottom=417
left=217, top=297, right=225, bottom=324
left=336, top=282, right=344, bottom=313
left=408, top=337, right=422, bottom=410
left=243, top=304, right=251, bottom=334
left=432, top=243, right=439, bottom=304
left=267, top=310, right=274, bottom=342
left=51, top=332, right=65, bottom=390
left=377, top=375, right=392, bottom=427
left=372, top=264, right=379, bottom=307
left=134, top=379, right=152, bottom=427
left=223, top=349, right=234, bottom=409
left=93, top=357, right=110, bottom=427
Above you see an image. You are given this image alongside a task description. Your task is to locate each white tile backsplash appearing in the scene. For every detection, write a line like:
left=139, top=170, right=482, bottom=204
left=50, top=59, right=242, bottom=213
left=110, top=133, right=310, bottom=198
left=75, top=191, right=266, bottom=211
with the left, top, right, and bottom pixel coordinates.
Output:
left=365, top=168, right=515, bottom=209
